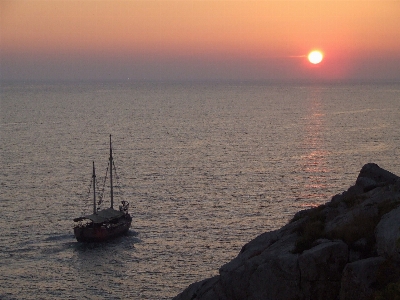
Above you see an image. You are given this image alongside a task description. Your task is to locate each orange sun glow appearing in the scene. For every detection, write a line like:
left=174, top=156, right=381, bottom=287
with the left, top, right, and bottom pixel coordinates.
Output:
left=308, top=50, right=323, bottom=64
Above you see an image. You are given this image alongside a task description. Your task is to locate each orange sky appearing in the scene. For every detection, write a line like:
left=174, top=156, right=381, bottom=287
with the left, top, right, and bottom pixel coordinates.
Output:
left=1, top=0, right=400, bottom=82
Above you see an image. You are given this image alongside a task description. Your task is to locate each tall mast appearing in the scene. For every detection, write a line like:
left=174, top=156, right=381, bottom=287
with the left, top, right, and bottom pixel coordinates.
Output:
left=92, top=161, right=97, bottom=214
left=109, top=134, right=114, bottom=209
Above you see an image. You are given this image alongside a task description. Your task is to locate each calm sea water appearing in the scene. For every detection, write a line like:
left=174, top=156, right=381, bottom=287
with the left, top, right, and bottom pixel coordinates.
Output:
left=1, top=82, right=399, bottom=299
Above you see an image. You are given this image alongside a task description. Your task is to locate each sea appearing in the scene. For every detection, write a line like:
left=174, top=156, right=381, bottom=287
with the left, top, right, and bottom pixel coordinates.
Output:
left=1, top=81, right=399, bottom=299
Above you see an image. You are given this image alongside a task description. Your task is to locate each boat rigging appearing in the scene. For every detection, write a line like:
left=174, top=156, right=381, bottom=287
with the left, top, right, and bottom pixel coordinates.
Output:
left=73, top=135, right=132, bottom=242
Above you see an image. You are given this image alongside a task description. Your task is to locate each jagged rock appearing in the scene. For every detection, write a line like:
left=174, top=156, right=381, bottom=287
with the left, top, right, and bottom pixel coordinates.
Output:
left=173, top=164, right=400, bottom=300
left=357, top=163, right=398, bottom=185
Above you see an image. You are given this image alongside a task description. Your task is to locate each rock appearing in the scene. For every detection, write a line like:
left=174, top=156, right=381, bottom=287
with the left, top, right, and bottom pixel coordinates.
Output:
left=173, top=164, right=400, bottom=300
left=375, top=206, right=400, bottom=261
left=340, top=257, right=386, bottom=300
left=218, top=231, right=301, bottom=300
left=357, top=163, right=398, bottom=185
left=356, top=176, right=378, bottom=192
left=246, top=251, right=300, bottom=300
left=299, top=240, right=348, bottom=300
left=175, top=276, right=227, bottom=300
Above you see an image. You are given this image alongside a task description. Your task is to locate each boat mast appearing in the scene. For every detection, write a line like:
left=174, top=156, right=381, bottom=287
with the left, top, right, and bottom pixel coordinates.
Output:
left=92, top=161, right=97, bottom=214
left=109, top=134, right=114, bottom=209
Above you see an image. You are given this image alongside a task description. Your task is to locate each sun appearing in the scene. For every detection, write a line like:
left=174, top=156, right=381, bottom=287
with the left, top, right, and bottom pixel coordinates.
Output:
left=308, top=50, right=323, bottom=64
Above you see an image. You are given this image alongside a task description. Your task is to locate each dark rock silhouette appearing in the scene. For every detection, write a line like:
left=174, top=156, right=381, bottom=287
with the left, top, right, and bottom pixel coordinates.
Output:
left=173, top=163, right=400, bottom=300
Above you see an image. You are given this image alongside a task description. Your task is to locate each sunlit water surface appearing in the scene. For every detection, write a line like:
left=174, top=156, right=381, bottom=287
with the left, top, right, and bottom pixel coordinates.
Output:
left=1, top=82, right=399, bottom=299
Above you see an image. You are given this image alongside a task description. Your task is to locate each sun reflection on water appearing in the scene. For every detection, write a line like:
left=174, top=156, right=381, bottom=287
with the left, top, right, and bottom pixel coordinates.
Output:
left=296, top=88, right=331, bottom=208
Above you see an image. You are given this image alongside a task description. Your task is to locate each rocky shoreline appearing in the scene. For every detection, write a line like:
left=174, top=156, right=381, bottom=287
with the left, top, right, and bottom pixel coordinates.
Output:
left=173, top=163, right=400, bottom=300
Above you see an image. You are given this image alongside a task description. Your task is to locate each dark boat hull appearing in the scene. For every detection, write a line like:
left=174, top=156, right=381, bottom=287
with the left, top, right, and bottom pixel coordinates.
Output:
left=74, top=218, right=132, bottom=242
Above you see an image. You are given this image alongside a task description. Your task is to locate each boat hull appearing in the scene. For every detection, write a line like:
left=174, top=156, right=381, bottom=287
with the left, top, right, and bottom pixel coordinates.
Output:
left=74, top=218, right=132, bottom=242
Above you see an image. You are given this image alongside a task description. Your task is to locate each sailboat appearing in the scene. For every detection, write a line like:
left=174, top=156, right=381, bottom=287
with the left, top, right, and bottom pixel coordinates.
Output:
left=73, top=135, right=132, bottom=242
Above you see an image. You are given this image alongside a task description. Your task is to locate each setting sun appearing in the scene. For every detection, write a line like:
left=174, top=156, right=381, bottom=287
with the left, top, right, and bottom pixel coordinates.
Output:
left=308, top=51, right=324, bottom=64
left=1, top=1, right=400, bottom=82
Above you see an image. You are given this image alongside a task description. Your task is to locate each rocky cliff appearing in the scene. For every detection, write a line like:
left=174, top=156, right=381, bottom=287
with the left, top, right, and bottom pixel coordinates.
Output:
left=173, top=163, right=400, bottom=300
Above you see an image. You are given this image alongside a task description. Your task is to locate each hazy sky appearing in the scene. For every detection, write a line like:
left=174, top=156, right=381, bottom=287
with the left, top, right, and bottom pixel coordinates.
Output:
left=1, top=0, right=400, bottom=82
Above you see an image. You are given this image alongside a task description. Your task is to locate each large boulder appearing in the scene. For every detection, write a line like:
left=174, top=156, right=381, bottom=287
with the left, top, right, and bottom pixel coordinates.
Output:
left=375, top=206, right=400, bottom=262
left=357, top=163, right=398, bottom=187
left=340, top=257, right=386, bottom=300
left=299, top=240, right=348, bottom=299
left=173, top=164, right=400, bottom=300
left=218, top=228, right=302, bottom=300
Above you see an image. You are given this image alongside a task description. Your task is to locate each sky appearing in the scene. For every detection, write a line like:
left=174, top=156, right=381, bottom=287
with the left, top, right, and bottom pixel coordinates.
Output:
left=1, top=0, right=400, bottom=82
